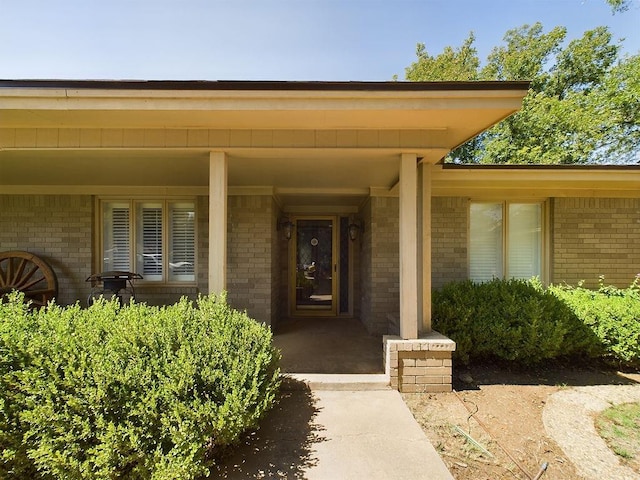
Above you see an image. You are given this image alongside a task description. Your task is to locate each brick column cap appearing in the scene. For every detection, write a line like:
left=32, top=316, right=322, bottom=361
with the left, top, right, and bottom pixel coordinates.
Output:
left=383, top=331, right=456, bottom=352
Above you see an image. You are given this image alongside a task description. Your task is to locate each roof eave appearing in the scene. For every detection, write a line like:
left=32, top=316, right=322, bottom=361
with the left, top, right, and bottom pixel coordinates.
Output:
left=0, top=79, right=531, bottom=92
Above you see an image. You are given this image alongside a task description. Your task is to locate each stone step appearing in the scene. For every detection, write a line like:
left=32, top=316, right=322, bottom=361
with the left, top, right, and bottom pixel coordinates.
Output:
left=282, top=373, right=390, bottom=391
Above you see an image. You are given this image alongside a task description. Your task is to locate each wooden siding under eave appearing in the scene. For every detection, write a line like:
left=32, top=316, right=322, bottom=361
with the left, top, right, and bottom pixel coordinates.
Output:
left=431, top=165, right=640, bottom=199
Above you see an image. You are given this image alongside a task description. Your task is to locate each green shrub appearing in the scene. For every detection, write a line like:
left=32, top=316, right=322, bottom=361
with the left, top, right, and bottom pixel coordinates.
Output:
left=432, top=278, right=600, bottom=365
left=548, top=277, right=640, bottom=368
left=0, top=292, right=280, bottom=479
left=0, top=293, right=40, bottom=479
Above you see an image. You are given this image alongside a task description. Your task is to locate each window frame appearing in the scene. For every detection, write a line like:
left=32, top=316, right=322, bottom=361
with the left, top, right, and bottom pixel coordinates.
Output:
left=96, top=197, right=198, bottom=286
left=467, top=199, right=549, bottom=283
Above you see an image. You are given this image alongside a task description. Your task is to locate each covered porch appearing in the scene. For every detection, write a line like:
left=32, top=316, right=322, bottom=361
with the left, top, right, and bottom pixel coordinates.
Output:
left=0, top=80, right=530, bottom=391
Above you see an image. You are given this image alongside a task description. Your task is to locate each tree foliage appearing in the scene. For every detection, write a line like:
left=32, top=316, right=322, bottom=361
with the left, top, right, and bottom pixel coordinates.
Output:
left=405, top=33, right=479, bottom=81
left=606, top=0, right=632, bottom=13
left=404, top=22, right=640, bottom=164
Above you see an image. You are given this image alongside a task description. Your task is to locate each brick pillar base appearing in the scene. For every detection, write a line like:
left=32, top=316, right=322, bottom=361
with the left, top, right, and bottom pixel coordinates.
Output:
left=383, top=332, right=456, bottom=393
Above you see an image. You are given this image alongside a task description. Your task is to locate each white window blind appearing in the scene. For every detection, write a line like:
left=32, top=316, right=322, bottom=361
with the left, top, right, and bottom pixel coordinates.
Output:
left=137, top=203, right=163, bottom=281
left=168, top=202, right=195, bottom=282
left=469, top=202, right=543, bottom=283
left=103, top=202, right=131, bottom=272
left=469, top=203, right=503, bottom=282
left=101, top=199, right=196, bottom=283
left=508, top=204, right=542, bottom=279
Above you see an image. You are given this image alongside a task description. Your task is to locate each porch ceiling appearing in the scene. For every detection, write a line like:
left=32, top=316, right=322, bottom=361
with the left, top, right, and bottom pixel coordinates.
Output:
left=0, top=148, right=399, bottom=186
left=0, top=149, right=399, bottom=207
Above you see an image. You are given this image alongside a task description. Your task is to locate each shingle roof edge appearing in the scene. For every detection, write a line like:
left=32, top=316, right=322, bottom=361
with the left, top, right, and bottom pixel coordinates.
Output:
left=0, top=79, right=531, bottom=92
left=441, top=163, right=640, bottom=170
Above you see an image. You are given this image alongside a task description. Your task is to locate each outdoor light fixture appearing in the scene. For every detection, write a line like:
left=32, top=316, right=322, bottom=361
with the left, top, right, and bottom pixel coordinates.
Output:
left=348, top=219, right=363, bottom=241
left=278, top=217, right=294, bottom=240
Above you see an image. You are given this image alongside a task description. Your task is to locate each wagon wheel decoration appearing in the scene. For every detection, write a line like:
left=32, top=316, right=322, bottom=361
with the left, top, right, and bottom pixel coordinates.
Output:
left=0, top=251, right=58, bottom=307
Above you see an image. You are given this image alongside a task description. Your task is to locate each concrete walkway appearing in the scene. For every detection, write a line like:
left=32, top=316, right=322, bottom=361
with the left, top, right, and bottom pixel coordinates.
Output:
left=543, top=384, right=640, bottom=480
left=273, top=317, right=384, bottom=374
left=212, top=378, right=454, bottom=479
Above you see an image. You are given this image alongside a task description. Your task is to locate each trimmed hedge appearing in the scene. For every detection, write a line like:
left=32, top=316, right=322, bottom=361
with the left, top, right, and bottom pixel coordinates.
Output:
left=0, top=292, right=280, bottom=479
left=432, top=278, right=601, bottom=366
left=548, top=277, right=640, bottom=368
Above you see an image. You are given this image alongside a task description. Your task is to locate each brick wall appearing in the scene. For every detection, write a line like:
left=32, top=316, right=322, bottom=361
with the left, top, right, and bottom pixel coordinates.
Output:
left=360, top=200, right=373, bottom=328
left=360, top=196, right=399, bottom=335
left=133, top=286, right=200, bottom=306
left=430, top=196, right=640, bottom=290
left=226, top=195, right=275, bottom=325
left=197, top=195, right=209, bottom=294
left=277, top=212, right=289, bottom=320
left=351, top=221, right=362, bottom=319
left=432, top=197, right=468, bottom=289
left=10, top=192, right=635, bottom=321
left=270, top=197, right=281, bottom=324
left=0, top=195, right=93, bottom=305
left=359, top=196, right=468, bottom=333
left=158, top=194, right=279, bottom=321
left=552, top=197, right=640, bottom=288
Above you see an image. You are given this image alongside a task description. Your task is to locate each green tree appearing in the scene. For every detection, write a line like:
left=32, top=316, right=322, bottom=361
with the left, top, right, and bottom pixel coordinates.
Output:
left=405, top=32, right=479, bottom=81
left=606, top=0, right=632, bottom=13
left=403, top=23, right=640, bottom=164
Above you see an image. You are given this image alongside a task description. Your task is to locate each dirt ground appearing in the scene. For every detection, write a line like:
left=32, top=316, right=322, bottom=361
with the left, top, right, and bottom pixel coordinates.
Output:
left=403, top=363, right=640, bottom=480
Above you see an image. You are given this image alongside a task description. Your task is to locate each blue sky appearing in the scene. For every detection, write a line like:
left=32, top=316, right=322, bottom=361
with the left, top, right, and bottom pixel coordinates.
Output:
left=1, top=0, right=638, bottom=81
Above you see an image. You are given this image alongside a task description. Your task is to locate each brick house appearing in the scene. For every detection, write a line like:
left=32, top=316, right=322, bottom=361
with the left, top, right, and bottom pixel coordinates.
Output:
left=1, top=80, right=639, bottom=392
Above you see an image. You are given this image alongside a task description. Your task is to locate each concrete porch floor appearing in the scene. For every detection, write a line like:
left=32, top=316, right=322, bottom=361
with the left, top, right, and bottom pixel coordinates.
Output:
left=272, top=317, right=384, bottom=374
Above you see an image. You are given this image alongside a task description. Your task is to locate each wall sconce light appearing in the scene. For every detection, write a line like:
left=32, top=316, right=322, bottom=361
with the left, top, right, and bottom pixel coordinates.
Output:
left=278, top=217, right=294, bottom=240
left=348, top=219, right=363, bottom=241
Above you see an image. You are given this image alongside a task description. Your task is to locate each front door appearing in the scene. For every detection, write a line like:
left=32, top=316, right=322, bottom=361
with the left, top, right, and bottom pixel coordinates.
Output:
left=290, top=216, right=337, bottom=315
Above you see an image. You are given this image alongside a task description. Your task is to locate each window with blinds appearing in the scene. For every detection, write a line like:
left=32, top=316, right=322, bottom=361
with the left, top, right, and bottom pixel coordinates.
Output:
left=103, top=202, right=131, bottom=272
left=168, top=202, right=195, bottom=282
left=101, top=199, right=196, bottom=283
left=508, top=204, right=542, bottom=279
left=137, top=203, right=163, bottom=281
left=469, top=203, right=503, bottom=282
left=469, top=202, right=543, bottom=283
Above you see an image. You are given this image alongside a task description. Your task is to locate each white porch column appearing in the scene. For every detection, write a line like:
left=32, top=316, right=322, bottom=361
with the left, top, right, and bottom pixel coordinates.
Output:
left=208, top=152, right=227, bottom=294
left=419, top=162, right=432, bottom=333
left=399, top=153, right=418, bottom=339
